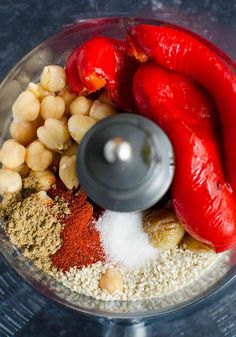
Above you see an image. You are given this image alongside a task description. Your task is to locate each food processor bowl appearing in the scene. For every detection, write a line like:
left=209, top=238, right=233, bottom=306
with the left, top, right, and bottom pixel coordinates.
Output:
left=0, top=15, right=236, bottom=333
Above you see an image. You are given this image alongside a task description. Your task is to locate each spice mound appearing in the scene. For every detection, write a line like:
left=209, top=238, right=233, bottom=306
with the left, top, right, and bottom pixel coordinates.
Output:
left=49, top=181, right=105, bottom=271
left=1, top=183, right=62, bottom=271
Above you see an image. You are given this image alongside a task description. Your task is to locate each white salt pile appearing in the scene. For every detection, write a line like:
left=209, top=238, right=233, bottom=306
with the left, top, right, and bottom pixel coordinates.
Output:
left=96, top=211, right=157, bottom=268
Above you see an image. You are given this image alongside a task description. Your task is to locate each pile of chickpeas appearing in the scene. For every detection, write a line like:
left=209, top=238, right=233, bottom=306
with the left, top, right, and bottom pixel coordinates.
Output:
left=0, top=65, right=117, bottom=195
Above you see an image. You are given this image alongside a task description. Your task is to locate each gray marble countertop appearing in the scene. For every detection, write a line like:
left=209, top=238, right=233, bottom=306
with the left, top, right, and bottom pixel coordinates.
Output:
left=1, top=1, right=236, bottom=336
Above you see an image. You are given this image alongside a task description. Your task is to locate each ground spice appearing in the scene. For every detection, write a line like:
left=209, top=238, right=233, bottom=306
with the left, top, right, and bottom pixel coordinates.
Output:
left=49, top=180, right=105, bottom=272
left=2, top=190, right=62, bottom=271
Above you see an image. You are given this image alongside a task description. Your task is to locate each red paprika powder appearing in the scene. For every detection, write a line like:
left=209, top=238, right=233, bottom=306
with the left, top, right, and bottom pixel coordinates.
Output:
left=49, top=180, right=105, bottom=271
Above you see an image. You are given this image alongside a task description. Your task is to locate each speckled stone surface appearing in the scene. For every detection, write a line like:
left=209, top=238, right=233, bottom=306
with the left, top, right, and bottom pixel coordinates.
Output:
left=1, top=0, right=236, bottom=336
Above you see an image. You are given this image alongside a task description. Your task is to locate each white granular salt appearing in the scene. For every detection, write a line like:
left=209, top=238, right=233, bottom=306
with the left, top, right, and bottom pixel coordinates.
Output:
left=96, top=210, right=157, bottom=268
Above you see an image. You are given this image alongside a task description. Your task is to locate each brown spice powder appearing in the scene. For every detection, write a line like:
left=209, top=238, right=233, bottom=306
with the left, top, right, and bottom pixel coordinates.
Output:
left=1, top=191, right=63, bottom=271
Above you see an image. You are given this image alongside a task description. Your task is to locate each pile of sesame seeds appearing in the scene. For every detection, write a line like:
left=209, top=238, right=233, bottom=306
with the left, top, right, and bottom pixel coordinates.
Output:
left=50, top=247, right=230, bottom=302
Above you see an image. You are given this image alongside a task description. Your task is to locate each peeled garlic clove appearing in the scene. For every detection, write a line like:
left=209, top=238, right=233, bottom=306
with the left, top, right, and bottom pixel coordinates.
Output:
left=182, top=234, right=213, bottom=252
left=143, top=209, right=185, bottom=249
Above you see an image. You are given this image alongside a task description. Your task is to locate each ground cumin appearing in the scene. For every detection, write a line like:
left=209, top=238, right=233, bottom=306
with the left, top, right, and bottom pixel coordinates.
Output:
left=1, top=189, right=63, bottom=271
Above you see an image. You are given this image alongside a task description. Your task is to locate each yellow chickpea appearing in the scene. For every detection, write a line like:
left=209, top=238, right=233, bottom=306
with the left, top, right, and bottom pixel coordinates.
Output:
left=26, top=140, right=53, bottom=171
left=10, top=120, right=38, bottom=146
left=58, top=87, right=77, bottom=113
left=49, top=152, right=61, bottom=172
left=37, top=119, right=71, bottom=151
left=99, top=268, right=124, bottom=294
left=36, top=191, right=54, bottom=206
left=29, top=169, right=56, bottom=191
left=4, top=163, right=30, bottom=178
left=98, top=92, right=115, bottom=106
left=69, top=96, right=93, bottom=116
left=12, top=91, right=40, bottom=122
left=59, top=155, right=79, bottom=190
left=40, top=96, right=65, bottom=120
left=89, top=100, right=117, bottom=121
left=0, top=168, right=22, bottom=195
left=68, top=115, right=96, bottom=144
left=63, top=142, right=78, bottom=156
left=0, top=139, right=26, bottom=169
left=40, top=65, right=66, bottom=92
left=27, top=82, right=55, bottom=101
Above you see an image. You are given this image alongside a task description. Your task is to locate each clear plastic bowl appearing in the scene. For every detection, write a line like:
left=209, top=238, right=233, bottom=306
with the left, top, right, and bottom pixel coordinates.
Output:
left=0, top=17, right=235, bottom=323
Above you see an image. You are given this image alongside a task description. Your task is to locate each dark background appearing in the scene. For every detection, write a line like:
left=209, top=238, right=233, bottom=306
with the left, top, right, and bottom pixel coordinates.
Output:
left=1, top=0, right=236, bottom=336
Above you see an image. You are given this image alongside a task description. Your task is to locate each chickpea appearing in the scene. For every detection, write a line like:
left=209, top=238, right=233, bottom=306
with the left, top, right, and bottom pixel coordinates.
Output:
left=98, top=92, right=115, bottom=106
left=0, top=168, right=22, bottom=195
left=10, top=120, right=38, bottom=146
left=26, top=140, right=53, bottom=171
left=69, top=96, right=93, bottom=116
left=12, top=91, right=40, bottom=122
left=36, top=191, right=54, bottom=206
left=35, top=115, right=45, bottom=127
left=99, top=268, right=123, bottom=294
left=68, top=115, right=96, bottom=144
left=49, top=152, right=61, bottom=172
left=37, top=119, right=71, bottom=151
left=29, top=169, right=56, bottom=191
left=40, top=65, right=66, bottom=92
left=89, top=100, right=117, bottom=121
left=27, top=82, right=55, bottom=101
left=59, top=155, right=79, bottom=190
left=40, top=96, right=65, bottom=120
left=0, top=139, right=26, bottom=169
left=4, top=163, right=30, bottom=178
left=63, top=142, right=78, bottom=156
left=59, top=116, right=68, bottom=125
left=58, top=87, right=77, bottom=112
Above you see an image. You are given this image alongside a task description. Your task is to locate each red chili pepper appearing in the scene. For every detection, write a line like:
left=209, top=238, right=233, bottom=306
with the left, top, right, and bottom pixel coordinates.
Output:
left=66, top=36, right=138, bottom=111
left=128, top=24, right=236, bottom=192
left=133, top=62, right=236, bottom=252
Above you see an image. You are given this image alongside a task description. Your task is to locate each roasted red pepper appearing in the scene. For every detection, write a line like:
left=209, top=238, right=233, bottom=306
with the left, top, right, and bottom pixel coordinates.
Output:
left=133, top=62, right=236, bottom=252
left=66, top=36, right=138, bottom=111
left=65, top=48, right=84, bottom=94
left=127, top=24, right=236, bottom=192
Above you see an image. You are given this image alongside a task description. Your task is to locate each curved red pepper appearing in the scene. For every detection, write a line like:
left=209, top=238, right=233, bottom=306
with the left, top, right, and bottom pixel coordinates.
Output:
left=66, top=36, right=138, bottom=111
left=133, top=62, right=236, bottom=252
left=65, top=48, right=83, bottom=94
left=128, top=24, right=236, bottom=192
